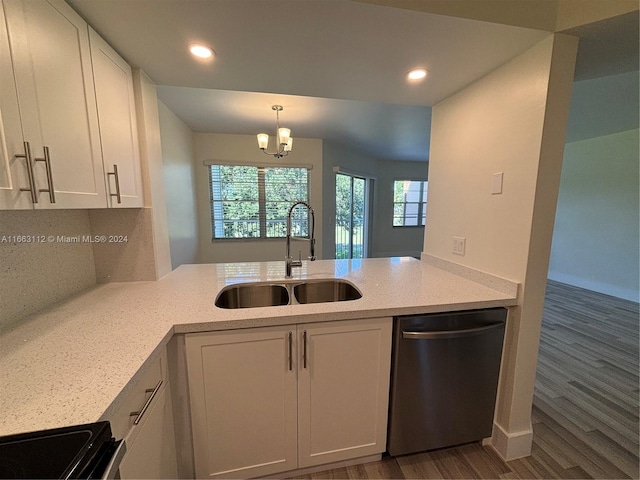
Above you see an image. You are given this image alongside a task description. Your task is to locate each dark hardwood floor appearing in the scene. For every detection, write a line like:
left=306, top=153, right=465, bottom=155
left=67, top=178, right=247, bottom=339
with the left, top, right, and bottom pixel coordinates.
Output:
left=294, top=280, right=639, bottom=479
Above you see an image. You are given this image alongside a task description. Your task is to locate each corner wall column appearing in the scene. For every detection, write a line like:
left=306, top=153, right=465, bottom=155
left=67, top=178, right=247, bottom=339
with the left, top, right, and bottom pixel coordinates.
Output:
left=422, top=34, right=579, bottom=460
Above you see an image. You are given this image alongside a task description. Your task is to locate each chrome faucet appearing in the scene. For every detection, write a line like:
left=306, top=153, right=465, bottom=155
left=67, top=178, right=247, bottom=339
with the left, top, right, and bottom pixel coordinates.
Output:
left=285, top=201, right=316, bottom=278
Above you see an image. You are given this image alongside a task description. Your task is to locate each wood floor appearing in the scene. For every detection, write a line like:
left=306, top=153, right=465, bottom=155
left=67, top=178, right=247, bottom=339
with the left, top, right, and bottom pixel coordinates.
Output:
left=295, top=280, right=639, bottom=479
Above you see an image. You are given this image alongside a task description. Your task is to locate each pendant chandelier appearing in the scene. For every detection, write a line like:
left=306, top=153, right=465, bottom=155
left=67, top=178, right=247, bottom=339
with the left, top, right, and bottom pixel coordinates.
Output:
left=257, top=105, right=293, bottom=158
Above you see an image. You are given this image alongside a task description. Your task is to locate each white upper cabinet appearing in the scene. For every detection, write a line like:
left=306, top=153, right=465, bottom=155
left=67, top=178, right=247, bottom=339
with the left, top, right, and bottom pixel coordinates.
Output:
left=4, top=0, right=107, bottom=209
left=1, top=0, right=145, bottom=210
left=89, top=27, right=144, bottom=208
left=0, top=1, right=36, bottom=209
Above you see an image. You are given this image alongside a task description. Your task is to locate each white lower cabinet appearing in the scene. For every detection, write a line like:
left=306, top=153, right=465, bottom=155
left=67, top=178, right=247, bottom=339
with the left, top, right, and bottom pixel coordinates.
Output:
left=186, top=326, right=298, bottom=479
left=105, top=349, right=178, bottom=479
left=186, top=317, right=392, bottom=479
left=119, top=384, right=178, bottom=479
left=297, top=319, right=393, bottom=468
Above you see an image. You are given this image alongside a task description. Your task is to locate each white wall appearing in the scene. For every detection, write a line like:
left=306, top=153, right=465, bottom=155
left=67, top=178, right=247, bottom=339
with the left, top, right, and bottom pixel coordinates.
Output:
left=158, top=101, right=199, bottom=269
left=424, top=34, right=578, bottom=459
left=132, top=69, right=172, bottom=279
left=566, top=71, right=639, bottom=143
left=193, top=133, right=323, bottom=263
left=373, top=159, right=428, bottom=258
left=549, top=128, right=639, bottom=301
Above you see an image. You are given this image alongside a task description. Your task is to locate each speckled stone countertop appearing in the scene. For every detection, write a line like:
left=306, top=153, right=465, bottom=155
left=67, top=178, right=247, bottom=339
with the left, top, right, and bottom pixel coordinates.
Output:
left=0, top=257, right=518, bottom=437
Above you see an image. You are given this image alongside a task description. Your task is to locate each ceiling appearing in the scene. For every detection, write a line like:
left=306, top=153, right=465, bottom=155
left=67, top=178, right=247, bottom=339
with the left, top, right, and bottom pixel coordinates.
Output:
left=67, top=0, right=638, bottom=162
left=156, top=88, right=433, bottom=161
left=565, top=10, right=639, bottom=81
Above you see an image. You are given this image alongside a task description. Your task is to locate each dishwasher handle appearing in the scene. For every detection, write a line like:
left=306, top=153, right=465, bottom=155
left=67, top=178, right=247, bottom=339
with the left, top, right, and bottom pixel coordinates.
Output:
left=402, top=321, right=504, bottom=340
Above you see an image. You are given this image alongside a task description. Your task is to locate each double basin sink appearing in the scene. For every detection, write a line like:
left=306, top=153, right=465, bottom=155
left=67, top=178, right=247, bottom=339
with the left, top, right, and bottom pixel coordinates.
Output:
left=215, top=279, right=362, bottom=309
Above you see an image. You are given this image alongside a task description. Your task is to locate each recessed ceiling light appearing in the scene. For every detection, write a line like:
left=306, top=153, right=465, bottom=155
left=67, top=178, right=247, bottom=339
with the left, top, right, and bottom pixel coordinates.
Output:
left=189, top=44, right=214, bottom=59
left=407, top=68, right=428, bottom=81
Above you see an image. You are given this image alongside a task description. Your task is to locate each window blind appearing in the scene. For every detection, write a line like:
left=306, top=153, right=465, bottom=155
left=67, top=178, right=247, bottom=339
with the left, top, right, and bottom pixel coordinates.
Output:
left=209, top=165, right=309, bottom=239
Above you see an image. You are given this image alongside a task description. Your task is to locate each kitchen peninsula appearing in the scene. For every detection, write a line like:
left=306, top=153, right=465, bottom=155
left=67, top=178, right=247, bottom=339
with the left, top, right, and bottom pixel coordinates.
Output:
left=0, top=256, right=518, bottom=477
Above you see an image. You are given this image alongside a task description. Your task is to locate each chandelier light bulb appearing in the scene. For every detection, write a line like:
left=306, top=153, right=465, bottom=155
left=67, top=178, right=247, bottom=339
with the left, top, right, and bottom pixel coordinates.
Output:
left=278, top=128, right=291, bottom=145
left=284, top=138, right=293, bottom=152
left=257, top=133, right=269, bottom=150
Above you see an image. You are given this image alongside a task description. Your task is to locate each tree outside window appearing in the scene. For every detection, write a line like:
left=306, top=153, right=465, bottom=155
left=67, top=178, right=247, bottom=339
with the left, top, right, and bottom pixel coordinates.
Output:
left=209, top=165, right=309, bottom=239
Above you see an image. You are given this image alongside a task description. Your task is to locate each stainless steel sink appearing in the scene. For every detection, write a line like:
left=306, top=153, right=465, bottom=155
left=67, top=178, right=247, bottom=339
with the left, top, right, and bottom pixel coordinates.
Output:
left=215, top=279, right=362, bottom=308
left=293, top=279, right=362, bottom=304
left=215, top=283, right=289, bottom=309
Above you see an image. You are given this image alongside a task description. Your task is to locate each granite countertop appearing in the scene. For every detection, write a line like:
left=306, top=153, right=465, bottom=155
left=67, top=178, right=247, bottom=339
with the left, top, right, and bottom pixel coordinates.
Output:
left=0, top=257, right=518, bottom=437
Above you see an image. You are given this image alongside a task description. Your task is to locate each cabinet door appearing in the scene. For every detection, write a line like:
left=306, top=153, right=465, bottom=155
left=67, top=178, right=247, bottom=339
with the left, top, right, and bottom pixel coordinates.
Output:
left=89, top=28, right=143, bottom=208
left=119, top=384, right=178, bottom=479
left=186, top=326, right=298, bottom=479
left=298, top=317, right=392, bottom=468
left=4, top=0, right=107, bottom=208
left=0, top=0, right=31, bottom=209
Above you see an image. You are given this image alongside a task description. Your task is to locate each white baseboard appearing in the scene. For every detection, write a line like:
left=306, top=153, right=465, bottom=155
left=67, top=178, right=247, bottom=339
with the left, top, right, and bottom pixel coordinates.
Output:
left=547, top=271, right=639, bottom=303
left=490, top=421, right=533, bottom=461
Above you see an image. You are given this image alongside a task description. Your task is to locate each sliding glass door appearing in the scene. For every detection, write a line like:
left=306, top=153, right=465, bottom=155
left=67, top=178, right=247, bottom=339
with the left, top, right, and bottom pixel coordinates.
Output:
left=335, top=173, right=367, bottom=259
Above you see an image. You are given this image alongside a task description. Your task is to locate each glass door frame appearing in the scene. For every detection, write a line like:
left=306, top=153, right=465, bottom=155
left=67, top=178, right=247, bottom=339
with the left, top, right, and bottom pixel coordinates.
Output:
left=334, top=169, right=373, bottom=259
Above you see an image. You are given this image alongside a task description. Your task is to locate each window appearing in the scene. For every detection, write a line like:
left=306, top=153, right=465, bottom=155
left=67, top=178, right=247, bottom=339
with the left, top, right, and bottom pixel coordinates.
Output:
left=209, top=165, right=309, bottom=239
left=393, top=180, right=427, bottom=226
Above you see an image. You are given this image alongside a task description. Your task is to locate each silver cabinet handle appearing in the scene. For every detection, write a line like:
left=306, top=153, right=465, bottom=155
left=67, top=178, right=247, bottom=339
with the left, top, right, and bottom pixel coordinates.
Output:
left=100, top=439, right=126, bottom=480
left=129, top=380, right=162, bottom=425
left=107, top=164, right=121, bottom=204
left=35, top=146, right=55, bottom=203
left=303, top=330, right=307, bottom=369
left=402, top=322, right=504, bottom=340
left=288, top=331, right=293, bottom=371
left=16, top=141, right=38, bottom=204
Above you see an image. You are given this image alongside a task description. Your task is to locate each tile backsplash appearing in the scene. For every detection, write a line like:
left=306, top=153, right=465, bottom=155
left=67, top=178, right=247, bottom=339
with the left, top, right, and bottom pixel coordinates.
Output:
left=1, top=207, right=160, bottom=329
left=0, top=210, right=97, bottom=328
left=89, top=208, right=157, bottom=283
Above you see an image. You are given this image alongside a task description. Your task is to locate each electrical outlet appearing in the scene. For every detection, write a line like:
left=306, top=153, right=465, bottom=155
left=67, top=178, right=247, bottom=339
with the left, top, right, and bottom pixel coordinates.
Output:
left=453, top=236, right=466, bottom=256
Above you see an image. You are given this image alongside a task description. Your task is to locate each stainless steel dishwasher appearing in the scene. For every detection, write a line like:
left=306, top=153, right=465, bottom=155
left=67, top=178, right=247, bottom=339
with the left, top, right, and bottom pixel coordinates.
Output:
left=387, top=308, right=507, bottom=456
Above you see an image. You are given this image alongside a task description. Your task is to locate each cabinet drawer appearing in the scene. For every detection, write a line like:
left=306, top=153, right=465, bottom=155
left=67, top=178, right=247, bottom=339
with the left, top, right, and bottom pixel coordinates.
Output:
left=104, top=349, right=165, bottom=440
left=118, top=383, right=178, bottom=479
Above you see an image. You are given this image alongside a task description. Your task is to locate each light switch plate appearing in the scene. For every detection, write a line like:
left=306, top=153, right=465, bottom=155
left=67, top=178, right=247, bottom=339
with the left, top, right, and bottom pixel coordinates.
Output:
left=492, top=172, right=503, bottom=195
left=453, top=236, right=466, bottom=256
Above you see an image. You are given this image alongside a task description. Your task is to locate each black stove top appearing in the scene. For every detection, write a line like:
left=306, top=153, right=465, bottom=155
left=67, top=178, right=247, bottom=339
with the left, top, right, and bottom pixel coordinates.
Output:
left=0, top=422, right=115, bottom=479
